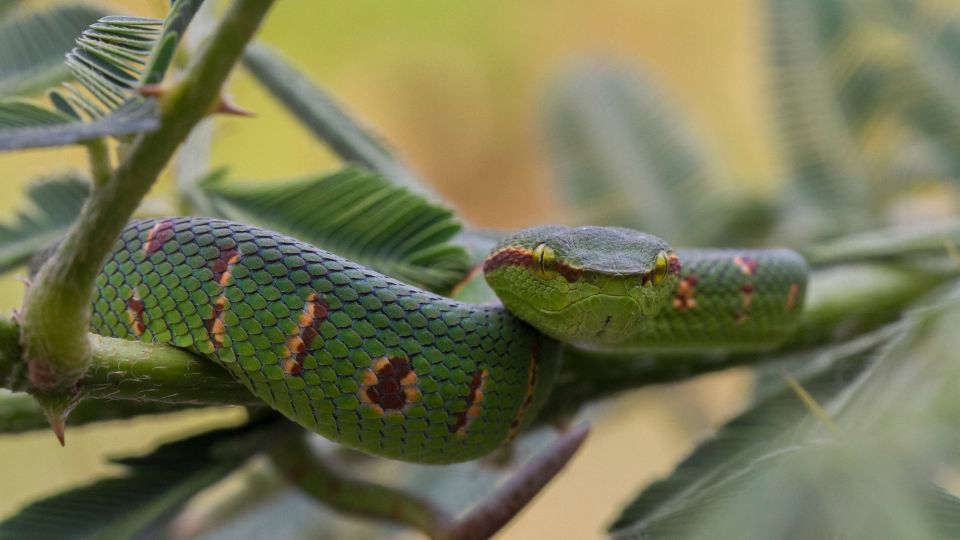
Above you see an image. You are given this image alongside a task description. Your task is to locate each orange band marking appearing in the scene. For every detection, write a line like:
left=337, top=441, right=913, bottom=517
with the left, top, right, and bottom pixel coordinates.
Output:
left=126, top=293, right=146, bottom=337
left=358, top=356, right=420, bottom=414
left=506, top=345, right=539, bottom=442
left=736, top=282, right=754, bottom=324
left=673, top=275, right=699, bottom=311
left=205, top=249, right=242, bottom=351
left=733, top=255, right=758, bottom=276
left=282, top=293, right=329, bottom=376
left=143, top=219, right=176, bottom=254
left=451, top=368, right=488, bottom=437
left=785, top=283, right=800, bottom=313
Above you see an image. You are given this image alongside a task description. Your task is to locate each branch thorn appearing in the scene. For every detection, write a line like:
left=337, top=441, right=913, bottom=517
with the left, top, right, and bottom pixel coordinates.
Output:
left=214, top=94, right=254, bottom=117
left=138, top=83, right=166, bottom=99
left=139, top=84, right=252, bottom=117
left=34, top=392, right=81, bottom=447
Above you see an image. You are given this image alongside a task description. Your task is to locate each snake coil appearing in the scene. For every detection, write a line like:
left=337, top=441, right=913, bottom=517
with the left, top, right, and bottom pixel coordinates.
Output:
left=92, top=218, right=807, bottom=464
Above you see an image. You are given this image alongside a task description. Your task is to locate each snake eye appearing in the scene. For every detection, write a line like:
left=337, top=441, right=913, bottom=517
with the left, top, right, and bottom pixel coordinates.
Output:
left=532, top=243, right=556, bottom=278
left=651, top=252, right=669, bottom=285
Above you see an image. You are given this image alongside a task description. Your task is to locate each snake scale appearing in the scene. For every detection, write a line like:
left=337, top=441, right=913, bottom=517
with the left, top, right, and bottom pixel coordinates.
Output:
left=90, top=217, right=807, bottom=464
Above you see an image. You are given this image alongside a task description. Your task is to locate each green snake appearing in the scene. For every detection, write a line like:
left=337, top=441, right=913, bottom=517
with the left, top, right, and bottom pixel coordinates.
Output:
left=90, top=218, right=808, bottom=464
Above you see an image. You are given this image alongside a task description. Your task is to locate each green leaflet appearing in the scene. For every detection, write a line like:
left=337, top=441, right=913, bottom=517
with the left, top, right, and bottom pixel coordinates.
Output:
left=611, top=281, right=960, bottom=539
left=0, top=5, right=106, bottom=98
left=613, top=444, right=960, bottom=540
left=0, top=99, right=157, bottom=150
left=242, top=43, right=431, bottom=197
left=879, top=7, right=960, bottom=186
left=766, top=0, right=870, bottom=229
left=0, top=0, right=206, bottom=150
left=0, top=2, right=26, bottom=18
left=193, top=168, right=471, bottom=293
left=0, top=167, right=471, bottom=299
left=767, top=0, right=960, bottom=238
left=0, top=418, right=291, bottom=540
left=142, top=0, right=205, bottom=86
left=242, top=42, right=502, bottom=265
left=0, top=99, right=73, bottom=126
left=804, top=218, right=960, bottom=265
left=607, top=330, right=886, bottom=536
left=0, top=175, right=88, bottom=273
left=542, top=62, right=722, bottom=242
left=540, top=62, right=774, bottom=246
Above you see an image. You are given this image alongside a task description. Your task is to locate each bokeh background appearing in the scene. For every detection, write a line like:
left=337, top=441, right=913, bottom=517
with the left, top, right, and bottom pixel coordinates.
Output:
left=0, top=0, right=889, bottom=537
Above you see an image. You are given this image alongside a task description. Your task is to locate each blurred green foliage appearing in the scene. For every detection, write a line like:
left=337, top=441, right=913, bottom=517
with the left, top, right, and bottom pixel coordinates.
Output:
left=2, top=0, right=960, bottom=539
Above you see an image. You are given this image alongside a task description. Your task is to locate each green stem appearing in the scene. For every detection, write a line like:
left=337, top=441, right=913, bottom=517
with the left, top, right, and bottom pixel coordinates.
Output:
left=78, top=333, right=259, bottom=405
left=85, top=138, right=111, bottom=187
left=0, top=392, right=200, bottom=435
left=0, top=319, right=22, bottom=391
left=18, top=0, right=276, bottom=391
left=443, top=423, right=589, bottom=540
left=788, top=263, right=948, bottom=347
left=0, top=318, right=257, bottom=408
left=268, top=424, right=590, bottom=540
left=0, top=262, right=948, bottom=432
left=268, top=434, right=454, bottom=539
left=543, top=322, right=903, bottom=425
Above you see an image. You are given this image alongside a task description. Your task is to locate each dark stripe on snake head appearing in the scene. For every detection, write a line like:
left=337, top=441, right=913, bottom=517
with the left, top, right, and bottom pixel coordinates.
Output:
left=484, top=247, right=582, bottom=282
left=554, top=262, right=583, bottom=282
left=483, top=248, right=533, bottom=274
left=667, top=254, right=682, bottom=275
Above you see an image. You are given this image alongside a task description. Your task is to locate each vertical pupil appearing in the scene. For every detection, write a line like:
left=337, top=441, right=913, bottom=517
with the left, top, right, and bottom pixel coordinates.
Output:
left=533, top=244, right=551, bottom=276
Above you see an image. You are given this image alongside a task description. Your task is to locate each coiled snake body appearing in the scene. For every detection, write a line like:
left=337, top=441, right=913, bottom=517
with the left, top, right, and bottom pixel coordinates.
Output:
left=91, top=218, right=807, bottom=464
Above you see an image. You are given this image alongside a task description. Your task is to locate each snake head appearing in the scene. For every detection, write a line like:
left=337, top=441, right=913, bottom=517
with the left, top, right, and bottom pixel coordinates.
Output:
left=483, top=225, right=681, bottom=344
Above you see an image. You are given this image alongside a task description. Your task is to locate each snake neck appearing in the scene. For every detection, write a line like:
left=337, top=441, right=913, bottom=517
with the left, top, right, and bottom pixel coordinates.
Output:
left=611, top=248, right=809, bottom=350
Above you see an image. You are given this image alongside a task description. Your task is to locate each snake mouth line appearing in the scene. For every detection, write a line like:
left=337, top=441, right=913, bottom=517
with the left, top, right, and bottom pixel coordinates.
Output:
left=510, top=292, right=646, bottom=316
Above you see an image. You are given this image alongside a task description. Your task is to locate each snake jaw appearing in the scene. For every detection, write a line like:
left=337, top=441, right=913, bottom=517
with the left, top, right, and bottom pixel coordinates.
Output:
left=496, top=291, right=648, bottom=344
left=486, top=258, right=680, bottom=343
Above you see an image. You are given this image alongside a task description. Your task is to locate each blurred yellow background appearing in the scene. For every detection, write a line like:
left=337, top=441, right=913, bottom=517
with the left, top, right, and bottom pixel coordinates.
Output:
left=0, top=1, right=772, bottom=538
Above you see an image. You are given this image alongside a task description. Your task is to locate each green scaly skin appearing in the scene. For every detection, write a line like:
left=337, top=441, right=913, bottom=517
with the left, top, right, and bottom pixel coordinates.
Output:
left=91, top=218, right=559, bottom=464
left=91, top=219, right=807, bottom=464
left=484, top=226, right=808, bottom=351
left=626, top=248, right=808, bottom=350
